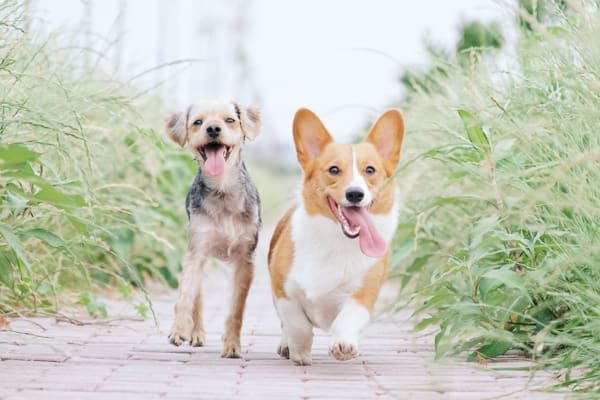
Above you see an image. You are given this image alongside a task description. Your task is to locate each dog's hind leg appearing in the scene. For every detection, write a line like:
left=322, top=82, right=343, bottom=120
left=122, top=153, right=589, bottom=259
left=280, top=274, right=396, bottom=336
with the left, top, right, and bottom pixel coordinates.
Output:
left=221, top=257, right=254, bottom=358
left=276, top=324, right=290, bottom=359
left=275, top=298, right=314, bottom=366
left=168, top=248, right=206, bottom=347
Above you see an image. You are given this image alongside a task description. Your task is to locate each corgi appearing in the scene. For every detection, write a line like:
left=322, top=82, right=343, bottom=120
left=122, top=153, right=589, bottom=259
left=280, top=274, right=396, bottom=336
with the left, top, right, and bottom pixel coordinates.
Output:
left=268, top=108, right=404, bottom=365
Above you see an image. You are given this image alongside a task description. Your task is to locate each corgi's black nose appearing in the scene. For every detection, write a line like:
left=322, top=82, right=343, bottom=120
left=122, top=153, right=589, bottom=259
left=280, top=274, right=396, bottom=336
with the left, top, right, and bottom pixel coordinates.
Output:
left=206, top=125, right=221, bottom=138
left=345, top=188, right=364, bottom=204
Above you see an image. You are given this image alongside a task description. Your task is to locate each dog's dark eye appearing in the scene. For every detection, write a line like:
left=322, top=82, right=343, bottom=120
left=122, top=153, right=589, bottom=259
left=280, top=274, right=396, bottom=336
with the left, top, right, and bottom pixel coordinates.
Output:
left=328, top=166, right=340, bottom=175
left=193, top=119, right=203, bottom=126
left=225, top=118, right=235, bottom=124
left=365, top=166, right=376, bottom=175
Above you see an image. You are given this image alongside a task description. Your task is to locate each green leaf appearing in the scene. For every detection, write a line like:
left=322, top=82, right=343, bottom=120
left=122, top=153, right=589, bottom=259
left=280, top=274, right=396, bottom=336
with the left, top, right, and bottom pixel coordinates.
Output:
left=6, top=192, right=29, bottom=217
left=35, top=184, right=85, bottom=207
left=0, top=251, right=15, bottom=287
left=467, top=340, right=512, bottom=361
left=457, top=109, right=490, bottom=154
left=0, top=223, right=31, bottom=276
left=18, top=229, right=68, bottom=249
left=67, top=215, right=90, bottom=235
left=414, top=315, right=440, bottom=331
left=422, top=144, right=474, bottom=158
left=135, top=302, right=149, bottom=319
left=78, top=293, right=108, bottom=318
left=36, top=280, right=52, bottom=295
left=482, top=268, right=526, bottom=291
left=492, top=138, right=516, bottom=160
left=158, top=266, right=178, bottom=289
left=108, top=228, right=135, bottom=261
left=547, top=26, right=568, bottom=36
left=0, top=144, right=39, bottom=166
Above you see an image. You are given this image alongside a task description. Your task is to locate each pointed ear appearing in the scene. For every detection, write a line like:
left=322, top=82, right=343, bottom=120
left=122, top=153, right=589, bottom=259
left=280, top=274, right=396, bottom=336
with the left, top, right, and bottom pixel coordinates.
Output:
left=235, top=103, right=261, bottom=141
left=293, top=108, right=334, bottom=169
left=365, top=109, right=404, bottom=175
left=165, top=111, right=188, bottom=147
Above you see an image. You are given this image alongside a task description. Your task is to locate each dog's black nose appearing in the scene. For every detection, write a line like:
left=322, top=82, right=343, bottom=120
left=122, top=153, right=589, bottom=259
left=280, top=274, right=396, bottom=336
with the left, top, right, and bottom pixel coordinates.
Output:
left=345, top=188, right=364, bottom=204
left=206, top=125, right=221, bottom=138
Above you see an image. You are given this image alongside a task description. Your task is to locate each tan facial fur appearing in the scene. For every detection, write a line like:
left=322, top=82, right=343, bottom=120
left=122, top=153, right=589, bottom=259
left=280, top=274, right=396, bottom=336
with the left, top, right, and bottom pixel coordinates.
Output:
left=165, top=102, right=261, bottom=171
left=269, top=108, right=405, bottom=301
left=293, top=108, right=404, bottom=223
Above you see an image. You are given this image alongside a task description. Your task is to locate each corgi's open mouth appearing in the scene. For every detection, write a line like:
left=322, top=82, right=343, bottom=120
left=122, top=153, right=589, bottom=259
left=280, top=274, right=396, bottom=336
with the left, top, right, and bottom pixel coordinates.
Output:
left=327, top=196, right=361, bottom=239
left=327, top=196, right=388, bottom=258
left=198, top=143, right=233, bottom=176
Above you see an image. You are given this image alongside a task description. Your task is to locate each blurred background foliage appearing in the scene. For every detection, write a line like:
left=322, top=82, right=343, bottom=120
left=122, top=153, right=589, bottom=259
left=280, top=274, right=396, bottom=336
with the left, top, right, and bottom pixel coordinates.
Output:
left=391, top=0, right=600, bottom=391
left=0, top=0, right=294, bottom=319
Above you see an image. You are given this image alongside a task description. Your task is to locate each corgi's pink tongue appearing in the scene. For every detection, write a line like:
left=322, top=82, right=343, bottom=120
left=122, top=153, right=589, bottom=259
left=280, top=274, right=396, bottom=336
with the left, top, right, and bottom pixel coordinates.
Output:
left=204, top=146, right=226, bottom=176
left=342, top=206, right=387, bottom=258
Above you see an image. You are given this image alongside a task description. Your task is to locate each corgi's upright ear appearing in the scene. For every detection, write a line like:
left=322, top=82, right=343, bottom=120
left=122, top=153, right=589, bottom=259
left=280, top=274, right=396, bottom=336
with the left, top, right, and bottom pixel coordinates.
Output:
left=293, top=108, right=334, bottom=170
left=365, top=109, right=404, bottom=175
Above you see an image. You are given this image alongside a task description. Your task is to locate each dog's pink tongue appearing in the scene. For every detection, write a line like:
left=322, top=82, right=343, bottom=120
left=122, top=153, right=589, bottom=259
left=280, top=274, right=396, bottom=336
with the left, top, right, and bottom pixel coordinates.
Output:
left=343, top=207, right=387, bottom=258
left=204, top=146, right=226, bottom=176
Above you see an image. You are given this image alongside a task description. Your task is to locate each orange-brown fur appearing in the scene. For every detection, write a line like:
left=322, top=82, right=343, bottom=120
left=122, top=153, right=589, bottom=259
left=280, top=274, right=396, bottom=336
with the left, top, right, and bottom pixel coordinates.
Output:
left=268, top=107, right=404, bottom=364
left=268, top=206, right=296, bottom=299
left=352, top=250, right=391, bottom=313
left=270, top=109, right=403, bottom=301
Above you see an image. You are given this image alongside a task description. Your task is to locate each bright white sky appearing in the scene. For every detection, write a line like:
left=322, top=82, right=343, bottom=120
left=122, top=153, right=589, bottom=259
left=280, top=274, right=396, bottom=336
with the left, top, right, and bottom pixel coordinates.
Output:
left=32, top=0, right=509, bottom=153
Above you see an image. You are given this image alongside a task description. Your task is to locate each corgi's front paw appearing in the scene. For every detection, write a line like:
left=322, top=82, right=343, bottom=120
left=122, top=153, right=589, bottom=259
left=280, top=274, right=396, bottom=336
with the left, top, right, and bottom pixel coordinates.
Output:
left=277, top=344, right=290, bottom=359
left=290, top=349, right=312, bottom=366
left=329, top=340, right=358, bottom=361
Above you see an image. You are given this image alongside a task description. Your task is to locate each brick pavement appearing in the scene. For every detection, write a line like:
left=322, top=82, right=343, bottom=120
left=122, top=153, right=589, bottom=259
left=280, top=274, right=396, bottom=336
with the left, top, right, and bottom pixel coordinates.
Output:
left=0, top=231, right=567, bottom=400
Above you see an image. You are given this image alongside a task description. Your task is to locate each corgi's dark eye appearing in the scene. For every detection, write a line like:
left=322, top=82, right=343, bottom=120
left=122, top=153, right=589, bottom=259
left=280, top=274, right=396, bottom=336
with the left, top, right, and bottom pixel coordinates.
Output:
left=365, top=166, right=376, bottom=175
left=328, top=166, right=340, bottom=175
left=193, top=119, right=203, bottom=126
left=225, top=118, right=235, bottom=124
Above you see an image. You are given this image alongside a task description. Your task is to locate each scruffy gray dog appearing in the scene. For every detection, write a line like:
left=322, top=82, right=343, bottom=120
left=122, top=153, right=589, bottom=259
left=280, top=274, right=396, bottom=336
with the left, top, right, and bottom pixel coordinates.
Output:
left=164, top=101, right=261, bottom=358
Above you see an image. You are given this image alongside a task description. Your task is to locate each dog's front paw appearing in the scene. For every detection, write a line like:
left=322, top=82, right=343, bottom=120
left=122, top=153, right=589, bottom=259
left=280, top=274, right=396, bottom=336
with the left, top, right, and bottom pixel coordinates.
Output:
left=329, top=340, right=359, bottom=361
left=190, top=330, right=205, bottom=347
left=277, top=344, right=290, bottom=359
left=168, top=330, right=189, bottom=347
left=289, top=350, right=312, bottom=366
left=221, top=335, right=241, bottom=358
left=168, top=320, right=192, bottom=346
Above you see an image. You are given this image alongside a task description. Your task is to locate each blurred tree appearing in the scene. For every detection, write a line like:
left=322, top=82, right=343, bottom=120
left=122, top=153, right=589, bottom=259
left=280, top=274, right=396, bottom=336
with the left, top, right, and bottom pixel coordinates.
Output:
left=398, top=42, right=449, bottom=99
left=400, top=20, right=505, bottom=101
left=518, top=0, right=568, bottom=30
left=456, top=21, right=504, bottom=55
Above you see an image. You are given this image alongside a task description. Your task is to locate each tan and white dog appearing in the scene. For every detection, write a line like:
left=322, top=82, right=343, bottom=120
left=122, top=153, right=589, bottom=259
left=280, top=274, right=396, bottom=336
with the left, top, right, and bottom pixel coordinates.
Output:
left=268, top=108, right=404, bottom=365
left=165, top=101, right=261, bottom=358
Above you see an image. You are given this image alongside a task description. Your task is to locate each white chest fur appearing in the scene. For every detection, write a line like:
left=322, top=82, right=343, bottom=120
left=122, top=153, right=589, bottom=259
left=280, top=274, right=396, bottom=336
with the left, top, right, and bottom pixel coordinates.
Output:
left=284, top=199, right=399, bottom=329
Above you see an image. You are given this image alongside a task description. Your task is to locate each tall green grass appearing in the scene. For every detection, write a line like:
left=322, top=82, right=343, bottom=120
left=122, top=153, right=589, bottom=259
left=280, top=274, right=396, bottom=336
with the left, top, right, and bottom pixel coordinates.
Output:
left=393, top=5, right=600, bottom=392
left=0, top=0, right=194, bottom=317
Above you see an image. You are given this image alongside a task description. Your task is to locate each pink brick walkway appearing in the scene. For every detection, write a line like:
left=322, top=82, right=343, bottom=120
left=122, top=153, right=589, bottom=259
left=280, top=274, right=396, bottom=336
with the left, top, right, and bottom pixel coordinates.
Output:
left=0, top=231, right=565, bottom=399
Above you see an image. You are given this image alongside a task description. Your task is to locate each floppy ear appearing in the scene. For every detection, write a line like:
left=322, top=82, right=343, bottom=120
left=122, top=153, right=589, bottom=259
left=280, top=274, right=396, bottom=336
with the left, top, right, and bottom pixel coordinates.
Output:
left=165, top=111, right=188, bottom=147
left=365, top=109, right=404, bottom=175
left=235, top=103, right=262, bottom=141
left=293, top=108, right=334, bottom=170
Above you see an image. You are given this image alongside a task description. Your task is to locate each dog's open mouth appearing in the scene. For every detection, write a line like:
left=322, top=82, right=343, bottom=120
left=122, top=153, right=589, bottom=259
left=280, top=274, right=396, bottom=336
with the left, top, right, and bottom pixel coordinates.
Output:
left=327, top=196, right=387, bottom=258
left=198, top=143, right=233, bottom=176
left=328, top=196, right=361, bottom=239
